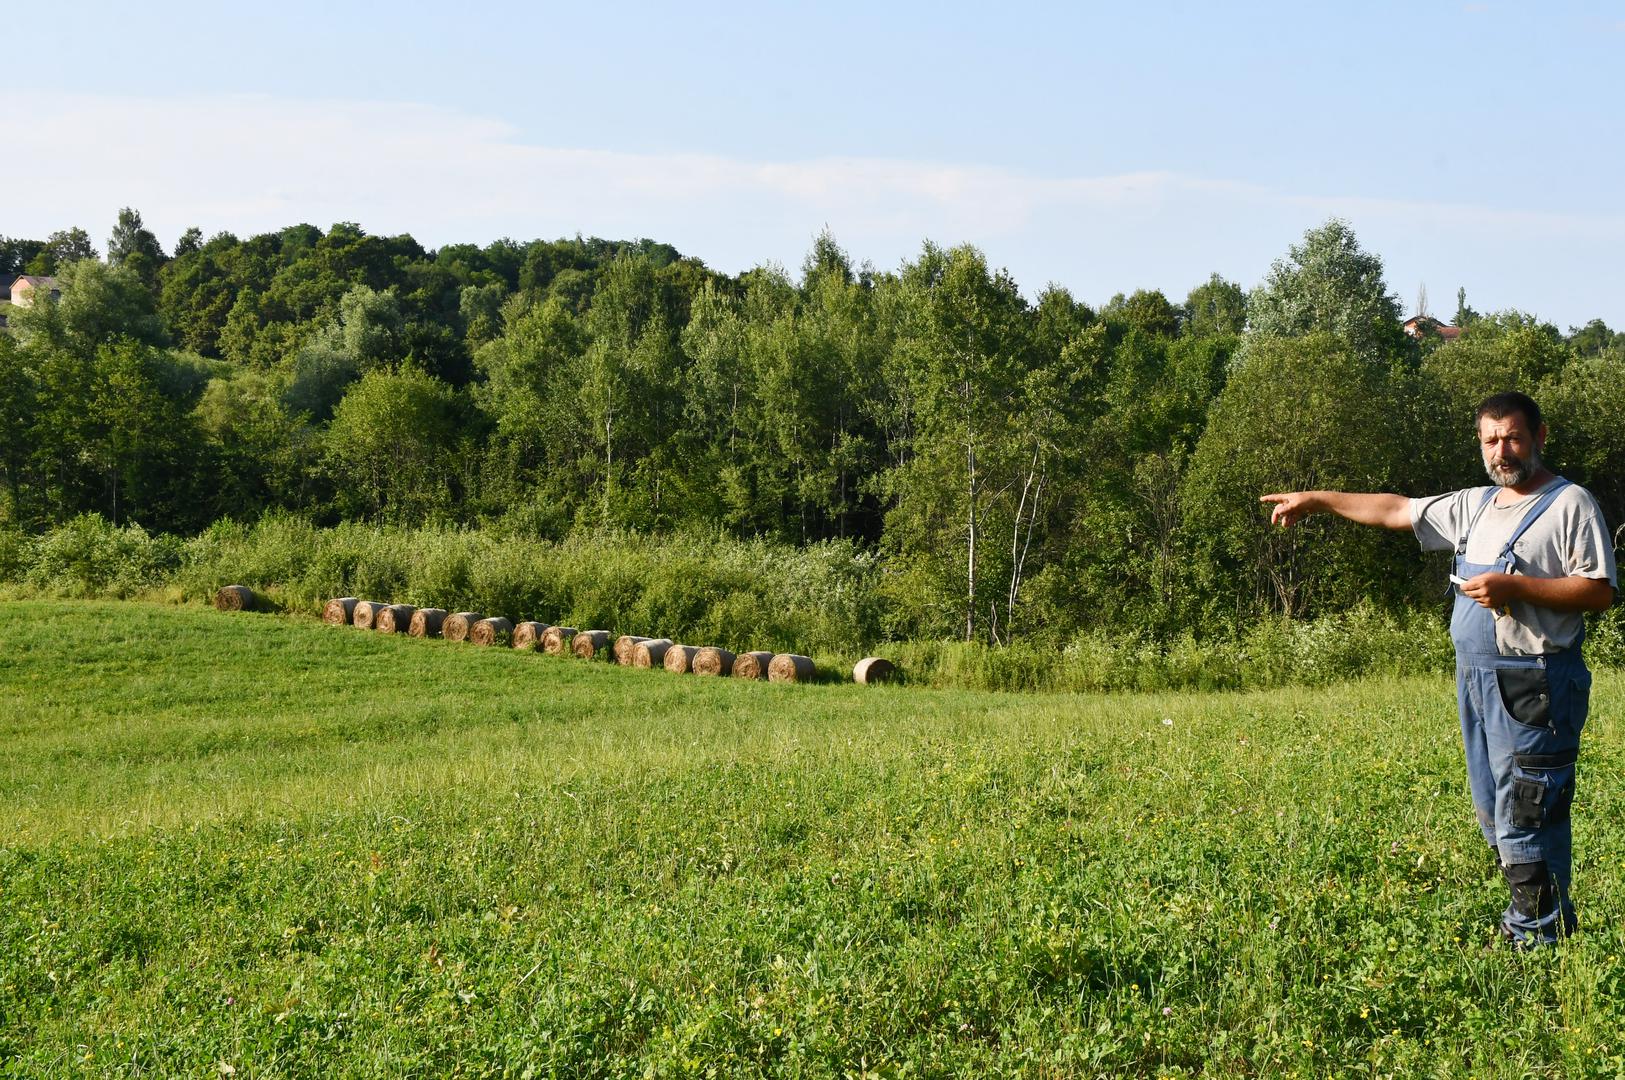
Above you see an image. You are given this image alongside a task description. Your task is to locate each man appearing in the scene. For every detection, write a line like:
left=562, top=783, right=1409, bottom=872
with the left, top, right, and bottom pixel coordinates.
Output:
left=1260, top=392, right=1615, bottom=947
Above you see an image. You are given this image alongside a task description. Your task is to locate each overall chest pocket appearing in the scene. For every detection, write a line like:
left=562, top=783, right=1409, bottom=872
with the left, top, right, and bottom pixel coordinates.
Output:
left=1495, top=667, right=1551, bottom=730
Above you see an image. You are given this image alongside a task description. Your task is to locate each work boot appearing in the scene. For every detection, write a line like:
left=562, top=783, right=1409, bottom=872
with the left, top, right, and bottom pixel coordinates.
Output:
left=1498, top=860, right=1579, bottom=947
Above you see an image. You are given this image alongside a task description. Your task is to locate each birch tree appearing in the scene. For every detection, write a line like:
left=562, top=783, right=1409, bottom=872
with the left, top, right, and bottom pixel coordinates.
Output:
left=881, top=243, right=1029, bottom=642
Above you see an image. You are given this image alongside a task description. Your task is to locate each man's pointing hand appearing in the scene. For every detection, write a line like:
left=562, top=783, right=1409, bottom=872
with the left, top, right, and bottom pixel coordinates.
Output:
left=1259, top=491, right=1317, bottom=528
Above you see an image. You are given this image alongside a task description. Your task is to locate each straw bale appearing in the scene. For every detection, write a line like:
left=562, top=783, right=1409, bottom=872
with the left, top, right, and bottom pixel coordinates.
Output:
left=633, top=638, right=675, bottom=668
left=408, top=608, right=446, bottom=638
left=614, top=635, right=651, bottom=666
left=692, top=647, right=736, bottom=677
left=215, top=585, right=255, bottom=612
left=541, top=626, right=579, bottom=656
left=470, top=617, right=514, bottom=646
left=374, top=604, right=415, bottom=634
left=323, top=597, right=358, bottom=625
left=732, top=651, right=774, bottom=680
left=853, top=657, right=898, bottom=685
left=351, top=601, right=386, bottom=630
left=768, top=654, right=815, bottom=683
left=443, top=612, right=484, bottom=642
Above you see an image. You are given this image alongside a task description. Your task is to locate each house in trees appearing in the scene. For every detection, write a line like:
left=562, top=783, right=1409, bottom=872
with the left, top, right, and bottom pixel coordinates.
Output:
left=3, top=275, right=61, bottom=328
left=10, top=274, right=61, bottom=307
left=1402, top=315, right=1461, bottom=342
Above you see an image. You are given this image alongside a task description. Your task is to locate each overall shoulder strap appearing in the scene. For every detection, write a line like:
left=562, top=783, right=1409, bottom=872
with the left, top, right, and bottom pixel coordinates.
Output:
left=1455, top=488, right=1500, bottom=557
left=1500, top=477, right=1572, bottom=559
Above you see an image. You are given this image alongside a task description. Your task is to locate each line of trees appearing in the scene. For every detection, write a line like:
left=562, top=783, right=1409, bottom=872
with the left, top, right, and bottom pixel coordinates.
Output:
left=3, top=211, right=1622, bottom=643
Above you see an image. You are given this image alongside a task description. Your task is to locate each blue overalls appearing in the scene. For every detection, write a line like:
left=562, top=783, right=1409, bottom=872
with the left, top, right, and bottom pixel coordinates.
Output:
left=1451, top=479, right=1590, bottom=945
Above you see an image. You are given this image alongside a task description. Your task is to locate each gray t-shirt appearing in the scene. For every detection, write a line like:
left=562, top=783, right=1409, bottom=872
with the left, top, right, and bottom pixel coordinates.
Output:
left=1410, top=477, right=1618, bottom=655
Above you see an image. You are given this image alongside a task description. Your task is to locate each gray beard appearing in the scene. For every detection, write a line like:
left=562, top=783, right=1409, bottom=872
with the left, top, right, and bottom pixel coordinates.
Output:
left=1484, top=449, right=1540, bottom=488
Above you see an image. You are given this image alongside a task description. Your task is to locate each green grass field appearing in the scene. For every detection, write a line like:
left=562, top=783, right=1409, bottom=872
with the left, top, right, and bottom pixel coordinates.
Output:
left=4, top=601, right=1625, bottom=1077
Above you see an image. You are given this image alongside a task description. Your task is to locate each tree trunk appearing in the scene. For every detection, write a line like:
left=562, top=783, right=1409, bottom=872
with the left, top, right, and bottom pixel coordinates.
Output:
left=965, top=436, right=977, bottom=643
left=602, top=410, right=615, bottom=523
left=1006, top=442, right=1044, bottom=641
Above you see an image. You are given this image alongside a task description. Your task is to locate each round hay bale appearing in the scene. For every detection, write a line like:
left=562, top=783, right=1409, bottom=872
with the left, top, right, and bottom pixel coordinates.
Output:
left=614, top=635, right=651, bottom=666
left=215, top=585, right=255, bottom=612
left=692, top=647, right=736, bottom=677
left=409, top=608, right=447, bottom=638
left=853, top=657, right=898, bottom=685
left=664, top=644, right=699, bottom=674
left=633, top=638, right=675, bottom=668
left=323, top=597, right=359, bottom=625
left=374, top=604, right=415, bottom=634
left=470, top=617, right=514, bottom=647
left=572, top=630, right=612, bottom=659
left=443, top=612, right=484, bottom=643
left=768, top=654, right=816, bottom=684
left=541, top=626, right=579, bottom=656
left=512, top=621, right=547, bottom=651
left=732, top=651, right=774, bottom=680
left=352, top=601, right=386, bottom=630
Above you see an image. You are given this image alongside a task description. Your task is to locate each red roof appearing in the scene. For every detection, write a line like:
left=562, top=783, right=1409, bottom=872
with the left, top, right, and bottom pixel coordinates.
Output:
left=1402, top=315, right=1460, bottom=340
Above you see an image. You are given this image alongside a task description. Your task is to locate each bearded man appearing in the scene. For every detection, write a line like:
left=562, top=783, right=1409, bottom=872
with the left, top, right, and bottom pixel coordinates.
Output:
left=1260, top=391, right=1615, bottom=947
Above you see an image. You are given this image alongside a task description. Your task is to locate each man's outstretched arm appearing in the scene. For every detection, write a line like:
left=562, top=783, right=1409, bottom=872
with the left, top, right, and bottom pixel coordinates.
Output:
left=1258, top=491, right=1413, bottom=530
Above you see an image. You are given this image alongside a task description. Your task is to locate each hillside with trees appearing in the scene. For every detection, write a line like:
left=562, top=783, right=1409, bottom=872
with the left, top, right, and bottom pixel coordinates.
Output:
left=3, top=211, right=1621, bottom=644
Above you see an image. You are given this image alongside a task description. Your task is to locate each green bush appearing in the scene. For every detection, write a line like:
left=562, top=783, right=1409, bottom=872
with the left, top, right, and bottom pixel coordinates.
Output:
left=10, top=513, right=184, bottom=598
left=1584, top=605, right=1625, bottom=668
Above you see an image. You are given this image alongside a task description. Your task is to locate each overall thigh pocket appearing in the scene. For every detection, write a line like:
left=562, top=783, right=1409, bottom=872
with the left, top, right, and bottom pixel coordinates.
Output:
left=1510, top=749, right=1578, bottom=829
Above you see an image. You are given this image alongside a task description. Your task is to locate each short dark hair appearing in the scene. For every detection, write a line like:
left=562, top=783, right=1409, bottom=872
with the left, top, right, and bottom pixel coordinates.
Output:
left=1476, top=391, right=1543, bottom=433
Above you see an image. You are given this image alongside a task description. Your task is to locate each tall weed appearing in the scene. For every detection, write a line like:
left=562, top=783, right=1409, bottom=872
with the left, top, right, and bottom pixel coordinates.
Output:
left=2, top=516, right=1607, bottom=690
left=885, top=604, right=1456, bottom=693
left=162, top=518, right=885, bottom=656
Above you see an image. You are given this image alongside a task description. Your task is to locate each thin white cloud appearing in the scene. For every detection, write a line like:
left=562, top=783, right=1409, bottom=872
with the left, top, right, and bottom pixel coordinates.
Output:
left=1, top=92, right=1263, bottom=249
left=8, top=93, right=1152, bottom=233
left=5, top=92, right=1621, bottom=325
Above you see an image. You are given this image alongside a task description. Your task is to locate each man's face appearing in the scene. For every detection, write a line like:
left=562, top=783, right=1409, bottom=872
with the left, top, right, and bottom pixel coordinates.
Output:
left=1478, top=412, right=1546, bottom=487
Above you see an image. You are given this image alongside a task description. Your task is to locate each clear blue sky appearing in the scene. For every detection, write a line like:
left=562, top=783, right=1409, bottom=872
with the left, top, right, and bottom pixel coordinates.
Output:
left=8, top=1, right=1622, bottom=328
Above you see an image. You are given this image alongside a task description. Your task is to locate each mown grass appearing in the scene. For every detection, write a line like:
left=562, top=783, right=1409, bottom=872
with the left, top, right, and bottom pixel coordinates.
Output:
left=4, top=601, right=1625, bottom=1077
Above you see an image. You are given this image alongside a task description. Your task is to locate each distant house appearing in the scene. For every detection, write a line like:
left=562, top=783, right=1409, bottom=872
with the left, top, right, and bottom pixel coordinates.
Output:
left=10, top=274, right=61, bottom=307
left=1403, top=315, right=1461, bottom=342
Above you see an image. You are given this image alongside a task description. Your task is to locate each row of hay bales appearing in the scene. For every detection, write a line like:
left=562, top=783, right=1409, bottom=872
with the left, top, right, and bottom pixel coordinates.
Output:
left=290, top=592, right=898, bottom=685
